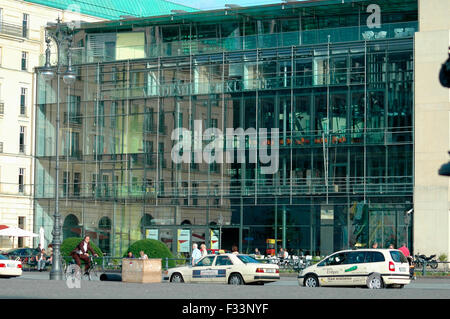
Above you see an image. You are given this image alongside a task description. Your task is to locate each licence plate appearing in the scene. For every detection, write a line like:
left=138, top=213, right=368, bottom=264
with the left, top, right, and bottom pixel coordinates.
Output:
left=7, top=264, right=16, bottom=268
left=265, top=269, right=275, bottom=273
left=399, top=267, right=407, bottom=272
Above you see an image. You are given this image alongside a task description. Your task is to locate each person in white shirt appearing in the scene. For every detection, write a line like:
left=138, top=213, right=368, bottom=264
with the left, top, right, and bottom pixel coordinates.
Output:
left=200, top=243, right=207, bottom=257
left=139, top=251, right=148, bottom=259
left=191, top=243, right=201, bottom=265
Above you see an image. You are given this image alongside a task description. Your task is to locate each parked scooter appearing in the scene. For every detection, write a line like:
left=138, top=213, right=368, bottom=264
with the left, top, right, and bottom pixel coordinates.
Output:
left=414, top=254, right=438, bottom=270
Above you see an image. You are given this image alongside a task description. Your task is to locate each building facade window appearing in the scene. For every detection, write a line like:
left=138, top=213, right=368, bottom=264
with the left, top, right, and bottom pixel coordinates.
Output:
left=63, top=171, right=70, bottom=197
left=18, top=168, right=24, bottom=193
left=21, top=51, right=27, bottom=71
left=73, top=172, right=81, bottom=197
left=19, top=126, right=25, bottom=153
left=20, top=88, right=27, bottom=116
left=18, top=217, right=25, bottom=247
left=22, top=13, right=29, bottom=38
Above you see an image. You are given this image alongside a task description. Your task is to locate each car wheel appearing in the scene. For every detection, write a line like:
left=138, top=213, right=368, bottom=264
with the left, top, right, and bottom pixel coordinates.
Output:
left=304, top=275, right=319, bottom=288
left=170, top=273, right=184, bottom=283
left=366, top=273, right=383, bottom=289
left=228, top=273, right=244, bottom=285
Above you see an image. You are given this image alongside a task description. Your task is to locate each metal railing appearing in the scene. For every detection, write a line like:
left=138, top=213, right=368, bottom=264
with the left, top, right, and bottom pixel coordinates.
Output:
left=412, top=258, right=450, bottom=276
left=69, top=21, right=417, bottom=64
left=33, top=174, right=413, bottom=200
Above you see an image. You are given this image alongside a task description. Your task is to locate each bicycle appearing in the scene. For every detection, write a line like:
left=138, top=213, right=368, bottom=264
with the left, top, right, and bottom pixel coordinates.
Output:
left=84, top=255, right=99, bottom=280
left=63, top=255, right=99, bottom=281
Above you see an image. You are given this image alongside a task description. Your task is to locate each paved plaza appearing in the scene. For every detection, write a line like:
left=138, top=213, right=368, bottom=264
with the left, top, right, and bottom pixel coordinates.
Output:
left=1, top=271, right=449, bottom=299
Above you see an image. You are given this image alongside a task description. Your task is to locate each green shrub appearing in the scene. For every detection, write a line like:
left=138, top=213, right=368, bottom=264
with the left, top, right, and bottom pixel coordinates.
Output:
left=125, top=239, right=176, bottom=268
left=438, top=253, right=448, bottom=262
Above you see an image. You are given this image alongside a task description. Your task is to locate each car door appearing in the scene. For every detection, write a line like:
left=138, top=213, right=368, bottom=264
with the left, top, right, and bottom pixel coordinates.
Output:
left=212, top=255, right=234, bottom=283
left=191, top=256, right=217, bottom=283
left=364, top=251, right=386, bottom=276
left=342, top=251, right=368, bottom=286
left=316, top=252, right=348, bottom=286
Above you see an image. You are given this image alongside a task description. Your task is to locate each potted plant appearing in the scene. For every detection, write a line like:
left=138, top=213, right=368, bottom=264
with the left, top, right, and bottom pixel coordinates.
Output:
left=438, top=253, right=448, bottom=272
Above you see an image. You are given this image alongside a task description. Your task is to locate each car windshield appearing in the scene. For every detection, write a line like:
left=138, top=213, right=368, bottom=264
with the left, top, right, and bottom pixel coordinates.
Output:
left=237, top=255, right=260, bottom=264
left=0, top=255, right=7, bottom=260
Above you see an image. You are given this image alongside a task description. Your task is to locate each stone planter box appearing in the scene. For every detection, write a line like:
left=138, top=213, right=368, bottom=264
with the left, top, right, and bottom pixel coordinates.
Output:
left=122, top=258, right=161, bottom=283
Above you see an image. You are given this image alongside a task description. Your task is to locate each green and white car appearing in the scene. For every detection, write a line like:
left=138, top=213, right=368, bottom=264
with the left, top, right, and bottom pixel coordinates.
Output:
left=298, top=249, right=411, bottom=289
left=164, top=253, right=280, bottom=285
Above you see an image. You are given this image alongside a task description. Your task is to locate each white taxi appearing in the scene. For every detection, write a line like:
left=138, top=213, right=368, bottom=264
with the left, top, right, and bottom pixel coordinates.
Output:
left=298, top=249, right=410, bottom=289
left=0, top=255, right=23, bottom=278
left=163, top=254, right=279, bottom=285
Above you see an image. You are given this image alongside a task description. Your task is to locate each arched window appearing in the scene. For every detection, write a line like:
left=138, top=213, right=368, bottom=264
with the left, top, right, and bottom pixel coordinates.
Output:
left=181, top=219, right=192, bottom=225
left=140, top=214, right=153, bottom=236
left=63, top=214, right=80, bottom=240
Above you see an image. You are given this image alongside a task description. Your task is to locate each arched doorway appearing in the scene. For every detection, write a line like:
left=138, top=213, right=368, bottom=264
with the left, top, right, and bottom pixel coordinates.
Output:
left=98, top=216, right=111, bottom=255
left=181, top=219, right=192, bottom=225
left=140, top=214, right=154, bottom=237
left=63, top=214, right=80, bottom=240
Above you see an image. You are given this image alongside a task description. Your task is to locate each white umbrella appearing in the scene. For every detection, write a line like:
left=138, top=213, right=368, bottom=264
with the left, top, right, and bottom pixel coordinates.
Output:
left=39, top=227, right=45, bottom=249
left=0, top=226, right=38, bottom=249
left=0, top=226, right=39, bottom=237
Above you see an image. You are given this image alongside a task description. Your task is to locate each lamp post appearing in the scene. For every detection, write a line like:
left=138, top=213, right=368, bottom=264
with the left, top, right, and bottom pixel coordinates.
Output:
left=218, top=214, right=224, bottom=250
left=41, top=18, right=77, bottom=280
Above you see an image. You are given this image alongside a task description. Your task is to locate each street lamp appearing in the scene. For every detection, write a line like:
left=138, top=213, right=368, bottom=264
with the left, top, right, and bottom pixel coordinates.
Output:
left=218, top=214, right=224, bottom=250
left=40, top=18, right=76, bottom=280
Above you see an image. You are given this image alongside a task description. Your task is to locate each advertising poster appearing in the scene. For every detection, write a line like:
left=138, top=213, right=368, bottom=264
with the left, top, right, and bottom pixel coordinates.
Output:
left=210, top=229, right=219, bottom=250
left=146, top=229, right=159, bottom=240
left=177, top=229, right=191, bottom=252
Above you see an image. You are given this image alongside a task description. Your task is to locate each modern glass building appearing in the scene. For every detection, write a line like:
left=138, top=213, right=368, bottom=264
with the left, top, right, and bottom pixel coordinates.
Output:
left=34, top=0, right=417, bottom=257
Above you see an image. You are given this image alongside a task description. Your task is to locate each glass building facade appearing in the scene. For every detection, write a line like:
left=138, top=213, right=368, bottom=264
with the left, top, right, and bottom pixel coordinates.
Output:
left=35, top=0, right=417, bottom=257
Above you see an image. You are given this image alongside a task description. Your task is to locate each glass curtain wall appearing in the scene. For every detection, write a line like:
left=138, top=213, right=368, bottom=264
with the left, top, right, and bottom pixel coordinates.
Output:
left=35, top=21, right=414, bottom=257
